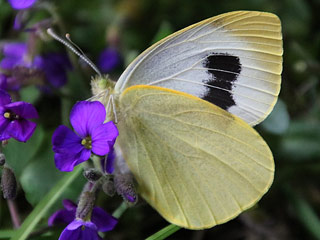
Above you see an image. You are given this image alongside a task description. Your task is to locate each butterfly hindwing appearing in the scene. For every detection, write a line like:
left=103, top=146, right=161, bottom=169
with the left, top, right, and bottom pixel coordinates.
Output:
left=116, top=85, right=274, bottom=229
left=114, top=11, right=283, bottom=126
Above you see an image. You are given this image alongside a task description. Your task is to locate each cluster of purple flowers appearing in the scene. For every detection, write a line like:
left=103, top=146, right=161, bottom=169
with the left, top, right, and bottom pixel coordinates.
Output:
left=49, top=199, right=118, bottom=240
left=0, top=42, right=72, bottom=92
left=1, top=1, right=125, bottom=239
left=49, top=100, right=120, bottom=239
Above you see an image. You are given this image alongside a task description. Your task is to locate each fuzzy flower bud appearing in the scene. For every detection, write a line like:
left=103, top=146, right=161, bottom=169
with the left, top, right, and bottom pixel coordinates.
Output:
left=114, top=173, right=138, bottom=205
left=0, top=153, right=5, bottom=166
left=83, top=169, right=102, bottom=182
left=76, top=191, right=95, bottom=220
left=102, top=177, right=115, bottom=197
left=1, top=167, right=17, bottom=199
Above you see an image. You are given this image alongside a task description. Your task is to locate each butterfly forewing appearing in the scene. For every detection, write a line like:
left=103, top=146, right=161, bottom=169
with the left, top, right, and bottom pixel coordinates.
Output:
left=116, top=85, right=274, bottom=229
left=114, top=11, right=282, bottom=126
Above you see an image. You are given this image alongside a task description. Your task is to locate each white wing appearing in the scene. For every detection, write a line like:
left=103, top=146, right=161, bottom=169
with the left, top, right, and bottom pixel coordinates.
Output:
left=114, top=11, right=283, bottom=126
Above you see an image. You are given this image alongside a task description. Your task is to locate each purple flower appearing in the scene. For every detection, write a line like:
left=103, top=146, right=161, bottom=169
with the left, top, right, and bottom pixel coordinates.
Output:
left=34, top=53, right=72, bottom=88
left=1, top=42, right=71, bottom=90
left=97, top=47, right=121, bottom=73
left=52, top=101, right=118, bottom=172
left=49, top=199, right=118, bottom=240
left=8, top=0, right=37, bottom=10
left=48, top=199, right=76, bottom=226
left=0, top=90, right=38, bottom=142
left=101, top=146, right=115, bottom=174
left=0, top=43, right=31, bottom=70
left=0, top=74, right=8, bottom=90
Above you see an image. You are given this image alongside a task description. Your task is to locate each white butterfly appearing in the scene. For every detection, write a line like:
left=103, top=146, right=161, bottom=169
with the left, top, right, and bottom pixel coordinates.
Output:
left=91, top=11, right=282, bottom=229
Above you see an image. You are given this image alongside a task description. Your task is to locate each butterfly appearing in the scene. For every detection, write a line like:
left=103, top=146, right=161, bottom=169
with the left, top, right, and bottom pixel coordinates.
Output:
left=97, top=11, right=282, bottom=230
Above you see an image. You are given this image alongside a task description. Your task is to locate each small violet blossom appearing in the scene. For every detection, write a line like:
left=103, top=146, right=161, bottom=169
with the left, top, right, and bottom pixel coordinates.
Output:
left=34, top=53, right=72, bottom=88
left=97, top=47, right=121, bottom=73
left=0, top=42, right=71, bottom=90
left=8, top=0, right=37, bottom=10
left=0, top=90, right=38, bottom=142
left=49, top=199, right=117, bottom=240
left=101, top=146, right=116, bottom=174
left=52, top=101, right=118, bottom=172
left=0, top=43, right=32, bottom=70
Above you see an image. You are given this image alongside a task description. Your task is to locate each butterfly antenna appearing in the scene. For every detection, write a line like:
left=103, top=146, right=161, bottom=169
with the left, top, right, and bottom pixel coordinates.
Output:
left=65, top=33, right=87, bottom=60
left=47, top=28, right=102, bottom=77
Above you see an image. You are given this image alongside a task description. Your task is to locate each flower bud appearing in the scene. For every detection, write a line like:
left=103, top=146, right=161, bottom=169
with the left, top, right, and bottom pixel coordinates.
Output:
left=114, top=173, right=138, bottom=205
left=102, top=177, right=115, bottom=197
left=76, top=191, right=95, bottom=220
left=1, top=167, right=17, bottom=199
left=0, top=153, right=5, bottom=166
left=83, top=169, right=102, bottom=182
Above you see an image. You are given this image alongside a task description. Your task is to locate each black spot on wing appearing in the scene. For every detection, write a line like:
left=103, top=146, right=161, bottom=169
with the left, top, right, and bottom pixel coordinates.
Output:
left=201, top=53, right=241, bottom=110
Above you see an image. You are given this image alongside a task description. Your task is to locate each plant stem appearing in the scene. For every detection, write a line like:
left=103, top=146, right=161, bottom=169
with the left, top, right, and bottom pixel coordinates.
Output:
left=145, top=224, right=181, bottom=240
left=112, top=201, right=128, bottom=219
left=7, top=199, right=21, bottom=229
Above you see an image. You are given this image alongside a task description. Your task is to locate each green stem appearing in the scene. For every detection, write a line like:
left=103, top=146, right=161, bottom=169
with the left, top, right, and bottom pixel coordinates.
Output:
left=112, top=201, right=128, bottom=219
left=7, top=200, right=20, bottom=229
left=145, top=224, right=181, bottom=240
left=10, top=167, right=82, bottom=240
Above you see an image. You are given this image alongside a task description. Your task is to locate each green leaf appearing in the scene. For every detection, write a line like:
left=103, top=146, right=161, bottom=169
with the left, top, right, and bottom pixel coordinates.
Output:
left=145, top=224, right=180, bottom=240
left=151, top=21, right=174, bottom=44
left=285, top=185, right=320, bottom=240
left=19, top=86, right=41, bottom=105
left=3, top=127, right=45, bottom=177
left=19, top=148, right=62, bottom=206
left=280, top=120, right=320, bottom=160
left=261, top=99, right=290, bottom=135
left=0, top=230, right=14, bottom=239
left=10, top=167, right=82, bottom=240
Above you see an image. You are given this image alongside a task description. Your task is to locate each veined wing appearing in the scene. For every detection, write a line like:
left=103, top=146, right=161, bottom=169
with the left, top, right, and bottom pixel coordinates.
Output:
left=114, top=11, right=282, bottom=126
left=116, top=85, right=274, bottom=229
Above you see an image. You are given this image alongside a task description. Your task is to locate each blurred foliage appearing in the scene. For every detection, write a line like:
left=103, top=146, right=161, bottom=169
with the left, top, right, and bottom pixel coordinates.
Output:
left=0, top=0, right=320, bottom=239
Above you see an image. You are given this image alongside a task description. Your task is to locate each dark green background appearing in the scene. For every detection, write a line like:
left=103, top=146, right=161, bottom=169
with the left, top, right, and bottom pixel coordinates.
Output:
left=0, top=0, right=320, bottom=239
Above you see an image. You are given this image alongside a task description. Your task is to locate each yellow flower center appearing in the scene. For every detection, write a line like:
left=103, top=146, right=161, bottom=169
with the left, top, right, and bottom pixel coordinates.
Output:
left=4, top=112, right=11, bottom=118
left=81, top=136, right=92, bottom=149
left=3, top=111, right=19, bottom=120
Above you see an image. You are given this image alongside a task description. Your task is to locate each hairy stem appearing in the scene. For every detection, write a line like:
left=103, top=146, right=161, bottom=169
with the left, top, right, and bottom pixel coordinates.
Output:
left=7, top=199, right=21, bottom=229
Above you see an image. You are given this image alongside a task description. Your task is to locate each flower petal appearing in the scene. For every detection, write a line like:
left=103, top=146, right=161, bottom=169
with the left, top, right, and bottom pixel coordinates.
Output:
left=48, top=208, right=75, bottom=226
left=91, top=121, right=118, bottom=156
left=5, top=101, right=38, bottom=119
left=101, top=147, right=115, bottom=174
left=0, top=116, right=11, bottom=141
left=66, top=219, right=84, bottom=230
left=59, top=226, right=81, bottom=240
left=6, top=119, right=36, bottom=142
left=52, top=126, right=82, bottom=153
left=8, top=0, right=37, bottom=9
left=0, top=90, right=11, bottom=106
left=0, top=74, right=8, bottom=90
left=63, top=199, right=77, bottom=211
left=98, top=48, right=121, bottom=73
left=2, top=43, right=27, bottom=59
left=70, top=101, right=106, bottom=137
left=54, top=147, right=91, bottom=172
left=81, top=227, right=100, bottom=240
left=91, top=207, right=118, bottom=232
left=34, top=53, right=71, bottom=88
